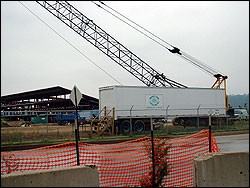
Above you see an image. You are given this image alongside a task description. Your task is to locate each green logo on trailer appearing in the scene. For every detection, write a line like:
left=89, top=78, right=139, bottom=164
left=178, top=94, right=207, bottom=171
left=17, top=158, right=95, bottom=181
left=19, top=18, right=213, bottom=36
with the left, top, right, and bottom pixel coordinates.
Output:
left=149, top=95, right=160, bottom=106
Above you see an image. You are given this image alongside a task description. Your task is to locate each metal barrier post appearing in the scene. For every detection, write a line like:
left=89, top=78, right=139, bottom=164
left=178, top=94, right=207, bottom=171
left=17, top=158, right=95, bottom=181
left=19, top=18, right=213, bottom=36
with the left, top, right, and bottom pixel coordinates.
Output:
left=150, top=118, right=156, bottom=185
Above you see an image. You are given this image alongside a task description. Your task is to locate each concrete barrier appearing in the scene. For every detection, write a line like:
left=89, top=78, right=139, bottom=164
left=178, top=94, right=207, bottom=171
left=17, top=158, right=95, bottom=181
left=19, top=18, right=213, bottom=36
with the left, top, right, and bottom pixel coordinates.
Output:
left=193, top=151, right=249, bottom=187
left=1, top=165, right=99, bottom=187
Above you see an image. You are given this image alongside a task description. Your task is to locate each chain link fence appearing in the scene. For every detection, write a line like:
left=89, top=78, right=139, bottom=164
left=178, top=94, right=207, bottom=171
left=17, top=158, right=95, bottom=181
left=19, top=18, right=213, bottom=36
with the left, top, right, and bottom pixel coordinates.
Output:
left=1, top=106, right=249, bottom=144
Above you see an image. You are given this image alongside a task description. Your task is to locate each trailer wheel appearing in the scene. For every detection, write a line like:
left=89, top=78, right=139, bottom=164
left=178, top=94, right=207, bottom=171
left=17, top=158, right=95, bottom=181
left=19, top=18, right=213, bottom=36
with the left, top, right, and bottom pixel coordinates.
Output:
left=172, top=118, right=180, bottom=126
left=120, top=120, right=130, bottom=134
left=134, top=120, right=144, bottom=132
left=57, top=120, right=64, bottom=125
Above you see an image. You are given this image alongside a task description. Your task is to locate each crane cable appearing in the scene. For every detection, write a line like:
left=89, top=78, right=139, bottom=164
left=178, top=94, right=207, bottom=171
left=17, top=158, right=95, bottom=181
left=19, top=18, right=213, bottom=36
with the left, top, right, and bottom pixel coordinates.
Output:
left=92, top=1, right=225, bottom=77
left=18, top=1, right=123, bottom=86
left=90, top=1, right=178, bottom=82
left=95, top=1, right=174, bottom=48
left=96, top=1, right=224, bottom=76
left=91, top=1, right=170, bottom=51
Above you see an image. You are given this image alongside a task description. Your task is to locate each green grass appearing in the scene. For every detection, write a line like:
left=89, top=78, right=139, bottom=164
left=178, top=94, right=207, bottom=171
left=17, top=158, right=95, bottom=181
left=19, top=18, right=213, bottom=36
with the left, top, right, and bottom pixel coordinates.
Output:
left=1, top=133, right=135, bottom=147
left=1, top=120, right=248, bottom=147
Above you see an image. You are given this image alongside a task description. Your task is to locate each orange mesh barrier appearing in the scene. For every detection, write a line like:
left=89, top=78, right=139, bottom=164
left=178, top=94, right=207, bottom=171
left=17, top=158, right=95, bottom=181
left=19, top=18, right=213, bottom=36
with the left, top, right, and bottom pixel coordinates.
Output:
left=1, top=130, right=220, bottom=187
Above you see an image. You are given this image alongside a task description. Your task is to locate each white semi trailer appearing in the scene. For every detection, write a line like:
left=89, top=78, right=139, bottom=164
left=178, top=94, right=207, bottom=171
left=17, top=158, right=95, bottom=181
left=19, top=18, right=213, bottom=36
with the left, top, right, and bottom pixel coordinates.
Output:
left=99, top=85, right=227, bottom=133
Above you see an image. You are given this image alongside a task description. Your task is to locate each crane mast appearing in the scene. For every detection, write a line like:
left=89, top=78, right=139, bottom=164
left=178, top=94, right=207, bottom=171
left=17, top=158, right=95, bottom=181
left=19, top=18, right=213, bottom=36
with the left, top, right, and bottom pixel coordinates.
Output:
left=36, top=1, right=187, bottom=88
left=212, top=74, right=229, bottom=111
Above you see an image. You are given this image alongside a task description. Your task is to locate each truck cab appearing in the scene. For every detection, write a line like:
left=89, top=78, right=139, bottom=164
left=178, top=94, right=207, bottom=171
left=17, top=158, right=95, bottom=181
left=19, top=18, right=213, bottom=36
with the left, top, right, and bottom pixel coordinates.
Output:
left=234, top=109, right=249, bottom=120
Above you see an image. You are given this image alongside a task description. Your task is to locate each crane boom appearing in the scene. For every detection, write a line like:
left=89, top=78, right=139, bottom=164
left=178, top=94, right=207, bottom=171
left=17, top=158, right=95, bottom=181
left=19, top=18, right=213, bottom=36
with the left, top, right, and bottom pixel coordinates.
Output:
left=36, top=1, right=187, bottom=88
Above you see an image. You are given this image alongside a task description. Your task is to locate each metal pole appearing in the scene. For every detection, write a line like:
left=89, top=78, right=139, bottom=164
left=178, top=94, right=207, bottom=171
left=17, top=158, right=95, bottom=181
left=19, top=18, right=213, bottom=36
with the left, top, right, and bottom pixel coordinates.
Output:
left=209, top=115, right=212, bottom=153
left=112, top=107, right=115, bottom=136
left=46, top=111, right=48, bottom=139
left=90, top=121, right=93, bottom=138
left=75, top=127, right=80, bottom=166
left=197, top=104, right=200, bottom=131
left=130, top=105, right=133, bottom=136
left=165, top=105, right=169, bottom=134
left=74, top=86, right=80, bottom=166
left=150, top=118, right=156, bottom=186
left=226, top=115, right=228, bottom=130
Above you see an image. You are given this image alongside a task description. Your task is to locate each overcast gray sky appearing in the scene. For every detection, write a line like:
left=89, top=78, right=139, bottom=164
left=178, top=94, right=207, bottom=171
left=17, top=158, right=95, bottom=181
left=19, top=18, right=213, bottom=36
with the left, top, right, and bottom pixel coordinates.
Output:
left=1, top=1, right=249, bottom=98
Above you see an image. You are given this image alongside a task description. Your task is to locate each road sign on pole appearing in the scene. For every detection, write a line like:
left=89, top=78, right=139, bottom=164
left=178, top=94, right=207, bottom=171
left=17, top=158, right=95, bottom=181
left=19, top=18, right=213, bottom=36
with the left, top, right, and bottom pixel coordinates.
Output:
left=70, top=85, right=82, bottom=166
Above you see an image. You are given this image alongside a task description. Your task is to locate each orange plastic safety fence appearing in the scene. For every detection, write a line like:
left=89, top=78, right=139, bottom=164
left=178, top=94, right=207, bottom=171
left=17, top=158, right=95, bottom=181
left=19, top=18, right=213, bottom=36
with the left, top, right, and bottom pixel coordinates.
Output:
left=1, top=130, right=220, bottom=187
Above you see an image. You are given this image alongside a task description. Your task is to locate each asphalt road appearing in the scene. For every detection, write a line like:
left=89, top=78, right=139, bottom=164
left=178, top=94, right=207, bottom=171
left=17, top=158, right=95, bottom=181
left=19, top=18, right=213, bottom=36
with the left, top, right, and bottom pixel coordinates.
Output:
left=215, top=133, right=249, bottom=152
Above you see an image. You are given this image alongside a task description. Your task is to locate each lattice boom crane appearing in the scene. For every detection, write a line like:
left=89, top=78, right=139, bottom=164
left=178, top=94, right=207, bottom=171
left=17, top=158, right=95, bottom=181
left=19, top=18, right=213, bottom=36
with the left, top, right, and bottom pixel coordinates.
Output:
left=33, top=1, right=231, bottom=134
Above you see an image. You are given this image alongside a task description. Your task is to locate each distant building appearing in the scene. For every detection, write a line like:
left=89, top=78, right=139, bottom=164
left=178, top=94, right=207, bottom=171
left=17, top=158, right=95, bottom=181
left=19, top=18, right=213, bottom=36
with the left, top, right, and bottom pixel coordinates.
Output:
left=1, top=86, right=99, bottom=122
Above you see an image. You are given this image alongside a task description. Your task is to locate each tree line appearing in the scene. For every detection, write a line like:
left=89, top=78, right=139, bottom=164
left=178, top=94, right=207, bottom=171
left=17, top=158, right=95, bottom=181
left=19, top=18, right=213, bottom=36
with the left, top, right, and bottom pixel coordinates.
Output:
left=229, top=93, right=249, bottom=112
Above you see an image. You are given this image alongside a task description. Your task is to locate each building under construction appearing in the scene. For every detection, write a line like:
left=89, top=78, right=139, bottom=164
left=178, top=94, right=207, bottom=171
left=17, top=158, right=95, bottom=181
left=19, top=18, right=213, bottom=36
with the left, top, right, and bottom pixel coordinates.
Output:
left=1, top=86, right=99, bottom=122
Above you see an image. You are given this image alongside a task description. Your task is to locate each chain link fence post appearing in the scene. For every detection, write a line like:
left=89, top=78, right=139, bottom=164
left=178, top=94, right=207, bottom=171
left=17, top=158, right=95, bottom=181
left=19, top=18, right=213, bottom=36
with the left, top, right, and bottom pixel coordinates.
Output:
left=196, top=104, right=201, bottom=131
left=165, top=105, right=170, bottom=134
left=130, top=106, right=134, bottom=136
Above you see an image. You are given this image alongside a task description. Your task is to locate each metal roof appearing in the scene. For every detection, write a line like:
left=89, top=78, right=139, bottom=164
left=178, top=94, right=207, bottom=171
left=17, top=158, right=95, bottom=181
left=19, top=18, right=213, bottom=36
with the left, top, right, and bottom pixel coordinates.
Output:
left=1, top=86, right=99, bottom=105
left=1, top=86, right=71, bottom=103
